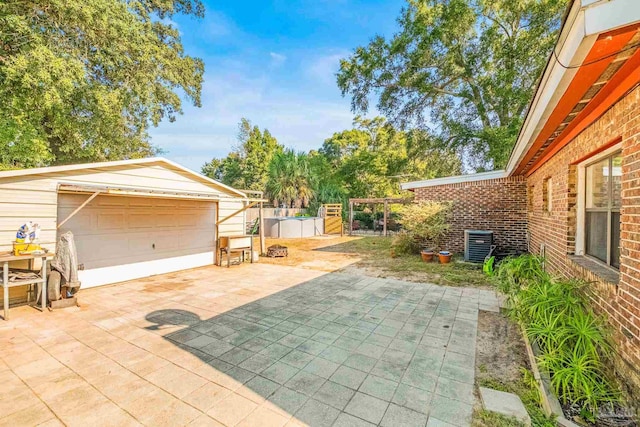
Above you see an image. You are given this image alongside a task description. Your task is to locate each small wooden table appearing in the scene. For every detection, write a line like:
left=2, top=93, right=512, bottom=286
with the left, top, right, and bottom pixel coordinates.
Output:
left=218, top=235, right=253, bottom=268
left=1, top=252, right=54, bottom=320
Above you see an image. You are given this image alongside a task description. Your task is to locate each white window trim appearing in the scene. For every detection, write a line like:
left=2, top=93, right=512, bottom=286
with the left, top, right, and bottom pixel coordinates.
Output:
left=575, top=142, right=622, bottom=257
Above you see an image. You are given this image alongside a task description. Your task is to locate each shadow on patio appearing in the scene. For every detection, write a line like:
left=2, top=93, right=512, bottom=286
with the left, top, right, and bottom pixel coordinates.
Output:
left=144, top=271, right=494, bottom=426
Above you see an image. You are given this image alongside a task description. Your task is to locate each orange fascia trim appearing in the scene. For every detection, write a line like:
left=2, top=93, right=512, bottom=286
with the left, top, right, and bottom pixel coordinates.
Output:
left=526, top=47, right=640, bottom=176
left=514, top=26, right=639, bottom=175
left=570, top=136, right=622, bottom=166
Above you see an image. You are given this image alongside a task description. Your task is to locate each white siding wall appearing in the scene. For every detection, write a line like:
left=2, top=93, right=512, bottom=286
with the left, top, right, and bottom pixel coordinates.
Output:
left=218, top=199, right=247, bottom=237
left=0, top=177, right=58, bottom=254
left=0, top=162, right=246, bottom=302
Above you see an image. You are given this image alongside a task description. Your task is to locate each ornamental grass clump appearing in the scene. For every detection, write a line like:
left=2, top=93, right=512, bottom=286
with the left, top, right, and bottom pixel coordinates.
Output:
left=495, top=256, right=620, bottom=415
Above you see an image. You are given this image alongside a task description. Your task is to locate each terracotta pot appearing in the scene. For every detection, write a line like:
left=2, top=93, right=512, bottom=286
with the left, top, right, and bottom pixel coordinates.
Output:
left=438, top=251, right=453, bottom=264
left=420, top=250, right=434, bottom=262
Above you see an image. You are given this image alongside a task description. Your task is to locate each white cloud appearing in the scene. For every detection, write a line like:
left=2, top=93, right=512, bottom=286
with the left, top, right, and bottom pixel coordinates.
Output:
left=307, top=52, right=348, bottom=86
left=151, top=52, right=373, bottom=171
left=269, top=52, right=287, bottom=66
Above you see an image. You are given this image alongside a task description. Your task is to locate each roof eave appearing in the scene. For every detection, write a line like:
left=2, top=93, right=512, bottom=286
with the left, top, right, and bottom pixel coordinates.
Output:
left=0, top=157, right=247, bottom=199
left=400, top=170, right=507, bottom=190
left=506, top=0, right=640, bottom=175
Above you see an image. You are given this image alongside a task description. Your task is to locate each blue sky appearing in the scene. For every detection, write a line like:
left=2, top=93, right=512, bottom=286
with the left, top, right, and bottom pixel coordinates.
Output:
left=149, top=0, right=405, bottom=171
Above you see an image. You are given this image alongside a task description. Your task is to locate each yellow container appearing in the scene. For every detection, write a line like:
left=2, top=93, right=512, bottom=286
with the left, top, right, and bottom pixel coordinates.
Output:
left=13, top=242, right=41, bottom=256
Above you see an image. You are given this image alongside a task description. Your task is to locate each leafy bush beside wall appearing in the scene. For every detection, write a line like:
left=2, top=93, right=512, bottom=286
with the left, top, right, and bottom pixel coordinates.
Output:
left=392, top=201, right=452, bottom=253
left=495, top=255, right=620, bottom=415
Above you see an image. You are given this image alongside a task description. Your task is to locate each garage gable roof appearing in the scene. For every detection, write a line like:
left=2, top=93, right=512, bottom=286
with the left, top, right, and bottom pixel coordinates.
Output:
left=0, top=157, right=247, bottom=198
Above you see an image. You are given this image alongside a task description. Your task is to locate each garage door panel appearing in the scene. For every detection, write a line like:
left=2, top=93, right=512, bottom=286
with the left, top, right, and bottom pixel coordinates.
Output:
left=62, top=211, right=94, bottom=231
left=57, top=194, right=217, bottom=287
left=156, top=213, right=177, bottom=227
left=73, top=234, right=130, bottom=262
left=94, top=197, right=127, bottom=207
left=129, top=213, right=155, bottom=228
left=154, top=199, right=178, bottom=208
left=177, top=213, right=197, bottom=227
left=97, top=212, right=126, bottom=230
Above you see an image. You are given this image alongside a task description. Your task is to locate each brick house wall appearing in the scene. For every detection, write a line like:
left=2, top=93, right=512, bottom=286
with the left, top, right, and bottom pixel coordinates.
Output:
left=526, top=85, right=640, bottom=399
left=412, top=177, right=528, bottom=253
left=412, top=86, right=640, bottom=401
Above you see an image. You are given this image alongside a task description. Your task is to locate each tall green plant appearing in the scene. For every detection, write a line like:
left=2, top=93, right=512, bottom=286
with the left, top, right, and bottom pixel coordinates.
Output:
left=494, top=255, right=620, bottom=413
left=494, top=255, right=549, bottom=303
left=265, top=149, right=315, bottom=208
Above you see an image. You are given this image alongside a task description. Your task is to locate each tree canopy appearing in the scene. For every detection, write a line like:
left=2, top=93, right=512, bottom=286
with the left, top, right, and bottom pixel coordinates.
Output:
left=320, top=116, right=461, bottom=197
left=201, top=118, right=284, bottom=191
left=0, top=0, right=204, bottom=168
left=205, top=116, right=460, bottom=209
left=265, top=149, right=315, bottom=208
left=337, top=0, right=565, bottom=169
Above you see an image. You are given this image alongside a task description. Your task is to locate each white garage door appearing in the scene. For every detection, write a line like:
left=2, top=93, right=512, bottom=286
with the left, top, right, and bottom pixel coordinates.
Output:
left=57, top=194, right=217, bottom=288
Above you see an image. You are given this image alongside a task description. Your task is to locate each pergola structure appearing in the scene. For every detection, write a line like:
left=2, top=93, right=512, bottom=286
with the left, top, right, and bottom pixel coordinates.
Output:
left=348, top=197, right=412, bottom=236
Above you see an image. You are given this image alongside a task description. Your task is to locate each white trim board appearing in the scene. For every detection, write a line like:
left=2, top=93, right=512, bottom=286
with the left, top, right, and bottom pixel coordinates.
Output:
left=78, top=252, right=216, bottom=288
left=400, top=170, right=507, bottom=190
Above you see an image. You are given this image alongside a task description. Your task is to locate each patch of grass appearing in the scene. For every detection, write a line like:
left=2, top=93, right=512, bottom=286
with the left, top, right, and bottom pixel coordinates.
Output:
left=477, top=374, right=556, bottom=427
left=332, top=237, right=490, bottom=287
left=472, top=409, right=525, bottom=427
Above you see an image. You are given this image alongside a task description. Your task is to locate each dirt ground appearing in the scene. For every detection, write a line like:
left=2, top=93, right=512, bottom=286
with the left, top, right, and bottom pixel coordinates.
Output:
left=255, top=235, right=491, bottom=288
left=256, top=236, right=362, bottom=272
left=472, top=310, right=538, bottom=427
left=475, top=310, right=529, bottom=387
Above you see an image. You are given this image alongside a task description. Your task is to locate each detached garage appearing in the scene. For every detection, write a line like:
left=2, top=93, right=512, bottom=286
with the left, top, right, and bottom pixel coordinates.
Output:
left=0, top=157, right=248, bottom=300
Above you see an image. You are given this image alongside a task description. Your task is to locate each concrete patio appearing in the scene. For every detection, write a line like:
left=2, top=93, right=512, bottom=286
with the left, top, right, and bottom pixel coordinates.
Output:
left=0, top=263, right=501, bottom=427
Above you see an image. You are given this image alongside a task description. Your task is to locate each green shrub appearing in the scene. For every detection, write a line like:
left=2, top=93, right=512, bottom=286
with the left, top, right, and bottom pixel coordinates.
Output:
left=391, top=231, right=420, bottom=255
left=396, top=201, right=451, bottom=250
left=353, top=211, right=374, bottom=228
left=494, top=254, right=549, bottom=299
left=494, top=255, right=620, bottom=413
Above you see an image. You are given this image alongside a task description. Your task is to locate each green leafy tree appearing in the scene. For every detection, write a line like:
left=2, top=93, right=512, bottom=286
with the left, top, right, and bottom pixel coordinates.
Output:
left=320, top=116, right=461, bottom=198
left=266, top=149, right=315, bottom=208
left=202, top=118, right=283, bottom=190
left=337, top=0, right=565, bottom=169
left=307, top=151, right=348, bottom=216
left=0, top=0, right=205, bottom=168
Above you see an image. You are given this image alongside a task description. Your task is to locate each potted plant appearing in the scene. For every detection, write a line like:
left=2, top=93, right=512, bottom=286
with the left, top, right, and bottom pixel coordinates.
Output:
left=420, top=248, right=434, bottom=262
left=438, top=251, right=453, bottom=264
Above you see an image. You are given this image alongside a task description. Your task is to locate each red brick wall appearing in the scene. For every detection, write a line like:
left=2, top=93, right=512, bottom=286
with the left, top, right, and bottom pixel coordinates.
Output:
left=413, top=86, right=640, bottom=400
left=526, top=85, right=640, bottom=399
left=412, top=177, right=528, bottom=254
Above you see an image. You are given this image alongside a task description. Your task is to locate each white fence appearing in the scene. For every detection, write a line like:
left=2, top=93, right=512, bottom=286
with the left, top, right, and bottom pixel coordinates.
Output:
left=245, top=208, right=307, bottom=233
left=246, top=208, right=307, bottom=222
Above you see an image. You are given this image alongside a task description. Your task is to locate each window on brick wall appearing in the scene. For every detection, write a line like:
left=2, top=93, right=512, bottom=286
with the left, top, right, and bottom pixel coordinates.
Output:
left=543, top=178, right=552, bottom=213
left=528, top=185, right=534, bottom=210
left=585, top=152, right=621, bottom=268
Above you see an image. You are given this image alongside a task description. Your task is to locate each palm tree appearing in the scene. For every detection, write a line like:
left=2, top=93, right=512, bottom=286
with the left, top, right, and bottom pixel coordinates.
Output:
left=266, top=149, right=315, bottom=208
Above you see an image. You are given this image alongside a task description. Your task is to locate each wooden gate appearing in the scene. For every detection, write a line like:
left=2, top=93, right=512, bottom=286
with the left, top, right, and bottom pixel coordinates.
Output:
left=323, top=204, right=343, bottom=235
